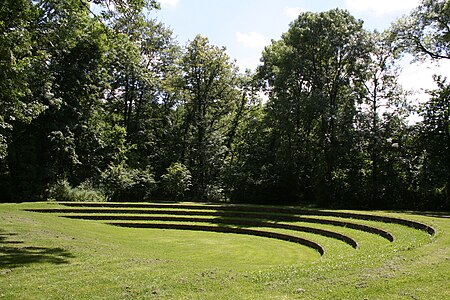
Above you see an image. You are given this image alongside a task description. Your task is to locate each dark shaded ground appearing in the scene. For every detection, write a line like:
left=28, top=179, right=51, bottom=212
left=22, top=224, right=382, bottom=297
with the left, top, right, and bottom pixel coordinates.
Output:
left=403, top=211, right=450, bottom=219
left=0, top=230, right=74, bottom=269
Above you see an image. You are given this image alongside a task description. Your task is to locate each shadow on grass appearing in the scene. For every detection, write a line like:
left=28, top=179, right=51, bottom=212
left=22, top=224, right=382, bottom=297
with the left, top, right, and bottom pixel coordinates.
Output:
left=393, top=211, right=450, bottom=219
left=0, top=231, right=74, bottom=269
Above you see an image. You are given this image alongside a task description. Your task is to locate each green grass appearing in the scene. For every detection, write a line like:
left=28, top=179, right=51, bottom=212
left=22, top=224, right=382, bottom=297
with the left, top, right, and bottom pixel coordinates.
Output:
left=0, top=202, right=449, bottom=299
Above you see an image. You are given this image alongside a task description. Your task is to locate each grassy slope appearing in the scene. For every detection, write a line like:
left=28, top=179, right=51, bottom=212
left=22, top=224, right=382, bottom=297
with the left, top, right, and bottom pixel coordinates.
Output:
left=0, top=202, right=448, bottom=299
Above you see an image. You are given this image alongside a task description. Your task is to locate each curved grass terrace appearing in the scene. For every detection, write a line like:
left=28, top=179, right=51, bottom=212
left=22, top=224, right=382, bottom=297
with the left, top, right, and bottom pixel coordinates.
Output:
left=54, top=201, right=437, bottom=235
left=0, top=201, right=448, bottom=299
left=25, top=202, right=438, bottom=258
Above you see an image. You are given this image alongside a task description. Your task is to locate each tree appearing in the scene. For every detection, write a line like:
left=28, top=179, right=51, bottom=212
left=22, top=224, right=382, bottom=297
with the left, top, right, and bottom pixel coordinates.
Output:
left=105, top=6, right=177, bottom=134
left=177, top=35, right=241, bottom=200
left=160, top=162, right=192, bottom=199
left=356, top=31, right=412, bottom=207
left=257, top=9, right=371, bottom=205
left=99, top=0, right=180, bottom=178
left=417, top=77, right=450, bottom=208
left=222, top=103, right=278, bottom=204
left=393, top=0, right=450, bottom=60
left=3, top=0, right=113, bottom=200
left=392, top=0, right=450, bottom=209
left=0, top=0, right=47, bottom=161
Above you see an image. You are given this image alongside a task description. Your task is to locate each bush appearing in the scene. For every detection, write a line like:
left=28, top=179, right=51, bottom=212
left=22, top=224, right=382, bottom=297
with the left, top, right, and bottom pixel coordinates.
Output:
left=47, top=179, right=106, bottom=202
left=100, top=163, right=156, bottom=201
left=160, top=162, right=192, bottom=199
left=205, top=183, right=226, bottom=202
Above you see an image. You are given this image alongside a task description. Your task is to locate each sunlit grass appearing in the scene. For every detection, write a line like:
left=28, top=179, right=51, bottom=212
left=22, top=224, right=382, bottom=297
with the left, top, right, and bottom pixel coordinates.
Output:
left=0, top=202, right=448, bottom=299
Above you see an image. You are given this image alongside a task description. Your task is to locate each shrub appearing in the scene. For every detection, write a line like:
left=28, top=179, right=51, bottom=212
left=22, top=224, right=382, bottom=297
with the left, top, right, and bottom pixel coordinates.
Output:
left=100, top=163, right=156, bottom=201
left=47, top=179, right=106, bottom=202
left=205, top=183, right=226, bottom=202
left=160, top=162, right=192, bottom=199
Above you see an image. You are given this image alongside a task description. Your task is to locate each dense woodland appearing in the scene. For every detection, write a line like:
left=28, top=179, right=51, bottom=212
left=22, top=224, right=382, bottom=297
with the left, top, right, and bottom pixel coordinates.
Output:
left=0, top=0, right=449, bottom=209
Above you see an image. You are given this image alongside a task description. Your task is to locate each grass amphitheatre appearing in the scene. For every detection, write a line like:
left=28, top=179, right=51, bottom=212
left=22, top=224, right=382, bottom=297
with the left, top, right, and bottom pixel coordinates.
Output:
left=2, top=0, right=450, bottom=299
left=1, top=201, right=449, bottom=299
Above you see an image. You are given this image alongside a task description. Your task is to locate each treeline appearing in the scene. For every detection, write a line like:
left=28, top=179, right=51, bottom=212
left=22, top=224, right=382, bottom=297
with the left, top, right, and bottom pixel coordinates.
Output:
left=0, top=0, right=449, bottom=209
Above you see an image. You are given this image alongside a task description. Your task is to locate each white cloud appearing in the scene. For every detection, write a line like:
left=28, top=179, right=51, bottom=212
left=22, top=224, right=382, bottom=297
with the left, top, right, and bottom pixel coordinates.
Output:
left=344, top=0, right=419, bottom=15
left=284, top=7, right=306, bottom=19
left=399, top=60, right=450, bottom=97
left=159, top=0, right=179, bottom=9
left=398, top=59, right=450, bottom=123
left=236, top=32, right=269, bottom=49
left=258, top=91, right=269, bottom=104
left=234, top=56, right=261, bottom=72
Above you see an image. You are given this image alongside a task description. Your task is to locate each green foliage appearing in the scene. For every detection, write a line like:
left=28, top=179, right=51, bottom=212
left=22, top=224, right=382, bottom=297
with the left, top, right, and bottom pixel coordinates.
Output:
left=160, top=162, right=192, bottom=199
left=0, top=0, right=449, bottom=210
left=415, top=76, right=450, bottom=207
left=392, top=0, right=450, bottom=60
left=390, top=0, right=450, bottom=208
left=0, top=133, right=7, bottom=161
left=47, top=179, right=106, bottom=202
left=177, top=35, right=241, bottom=200
left=100, top=163, right=156, bottom=201
left=353, top=31, right=412, bottom=208
left=256, top=9, right=371, bottom=205
left=0, top=0, right=47, bottom=162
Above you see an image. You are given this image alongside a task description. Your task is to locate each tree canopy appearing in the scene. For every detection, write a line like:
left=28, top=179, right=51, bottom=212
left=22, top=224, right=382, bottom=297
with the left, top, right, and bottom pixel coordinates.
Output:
left=0, top=0, right=448, bottom=210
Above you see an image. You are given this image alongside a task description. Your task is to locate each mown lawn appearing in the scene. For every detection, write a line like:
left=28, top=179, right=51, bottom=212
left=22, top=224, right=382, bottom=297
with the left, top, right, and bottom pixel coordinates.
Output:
left=0, top=202, right=449, bottom=299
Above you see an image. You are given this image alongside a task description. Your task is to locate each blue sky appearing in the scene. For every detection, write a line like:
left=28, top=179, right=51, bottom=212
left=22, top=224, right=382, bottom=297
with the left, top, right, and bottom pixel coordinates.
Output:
left=155, top=0, right=420, bottom=71
left=154, top=0, right=449, bottom=106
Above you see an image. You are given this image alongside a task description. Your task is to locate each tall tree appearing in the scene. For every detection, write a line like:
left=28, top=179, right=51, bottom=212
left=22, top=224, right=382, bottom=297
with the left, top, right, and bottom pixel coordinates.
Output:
left=356, top=31, right=411, bottom=207
left=0, top=0, right=46, bottom=161
left=105, top=19, right=179, bottom=165
left=392, top=0, right=450, bottom=209
left=417, top=77, right=450, bottom=208
left=393, top=0, right=450, bottom=60
left=258, top=9, right=371, bottom=205
left=98, top=0, right=180, bottom=175
left=3, top=0, right=113, bottom=200
left=177, top=35, right=240, bottom=200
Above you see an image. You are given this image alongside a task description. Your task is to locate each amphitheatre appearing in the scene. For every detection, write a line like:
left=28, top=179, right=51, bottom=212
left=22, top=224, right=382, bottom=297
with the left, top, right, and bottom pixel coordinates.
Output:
left=25, top=201, right=437, bottom=255
left=1, top=1, right=449, bottom=298
left=1, top=201, right=448, bottom=299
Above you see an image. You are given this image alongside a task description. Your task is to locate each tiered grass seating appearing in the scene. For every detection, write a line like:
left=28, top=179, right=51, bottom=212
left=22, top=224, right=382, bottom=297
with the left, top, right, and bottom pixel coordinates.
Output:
left=27, top=202, right=435, bottom=257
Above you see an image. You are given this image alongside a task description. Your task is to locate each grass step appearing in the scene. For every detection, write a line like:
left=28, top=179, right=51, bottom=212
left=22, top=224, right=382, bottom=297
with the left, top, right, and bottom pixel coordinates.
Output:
left=28, top=202, right=438, bottom=259
left=4, top=202, right=445, bottom=299
left=63, top=214, right=358, bottom=249
left=28, top=207, right=394, bottom=242
left=55, top=202, right=436, bottom=235
left=108, top=222, right=325, bottom=255
left=56, top=202, right=436, bottom=235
